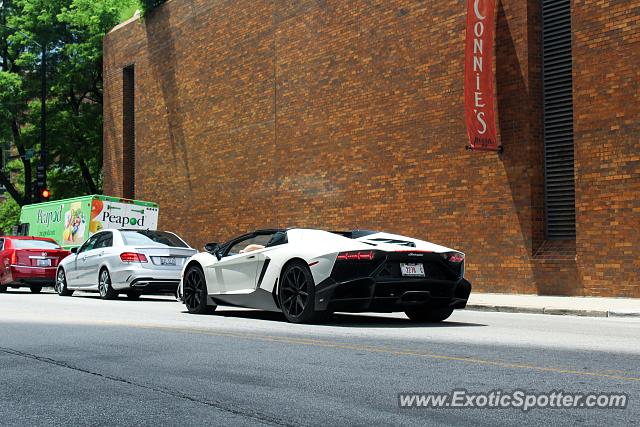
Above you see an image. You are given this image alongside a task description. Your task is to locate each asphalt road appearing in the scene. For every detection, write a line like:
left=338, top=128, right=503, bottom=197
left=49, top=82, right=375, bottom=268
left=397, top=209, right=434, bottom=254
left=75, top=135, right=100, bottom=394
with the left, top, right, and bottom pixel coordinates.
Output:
left=0, top=289, right=638, bottom=426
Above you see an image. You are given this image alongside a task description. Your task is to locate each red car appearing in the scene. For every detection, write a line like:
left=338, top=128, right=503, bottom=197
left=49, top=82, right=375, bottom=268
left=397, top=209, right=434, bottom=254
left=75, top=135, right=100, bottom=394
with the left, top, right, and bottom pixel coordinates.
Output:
left=0, top=236, right=71, bottom=293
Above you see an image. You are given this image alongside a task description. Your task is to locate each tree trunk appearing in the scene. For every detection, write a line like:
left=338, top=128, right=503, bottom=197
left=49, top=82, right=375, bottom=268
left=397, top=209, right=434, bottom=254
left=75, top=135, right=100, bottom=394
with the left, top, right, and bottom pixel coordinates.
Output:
left=0, top=150, right=25, bottom=206
left=76, top=155, right=97, bottom=194
left=11, top=119, right=31, bottom=204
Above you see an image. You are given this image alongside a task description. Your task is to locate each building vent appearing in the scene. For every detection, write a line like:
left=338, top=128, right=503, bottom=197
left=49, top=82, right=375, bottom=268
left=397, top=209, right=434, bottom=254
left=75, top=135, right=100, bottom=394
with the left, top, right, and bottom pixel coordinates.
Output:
left=542, top=0, right=576, bottom=239
left=123, top=65, right=136, bottom=199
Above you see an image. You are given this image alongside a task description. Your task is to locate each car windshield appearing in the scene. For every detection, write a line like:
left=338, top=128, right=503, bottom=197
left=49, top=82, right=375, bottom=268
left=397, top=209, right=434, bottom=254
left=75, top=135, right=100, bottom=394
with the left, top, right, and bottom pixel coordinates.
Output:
left=120, top=230, right=188, bottom=248
left=12, top=239, right=61, bottom=249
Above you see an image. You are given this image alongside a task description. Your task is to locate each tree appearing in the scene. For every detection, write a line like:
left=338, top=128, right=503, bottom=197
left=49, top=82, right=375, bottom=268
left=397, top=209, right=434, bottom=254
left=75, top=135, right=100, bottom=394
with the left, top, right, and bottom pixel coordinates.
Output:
left=0, top=196, right=20, bottom=233
left=0, top=0, right=138, bottom=209
left=0, top=0, right=34, bottom=206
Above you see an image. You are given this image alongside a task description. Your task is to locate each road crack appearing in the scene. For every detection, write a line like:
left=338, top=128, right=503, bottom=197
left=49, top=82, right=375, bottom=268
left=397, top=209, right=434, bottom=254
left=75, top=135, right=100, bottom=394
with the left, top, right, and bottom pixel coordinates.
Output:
left=0, top=346, right=298, bottom=427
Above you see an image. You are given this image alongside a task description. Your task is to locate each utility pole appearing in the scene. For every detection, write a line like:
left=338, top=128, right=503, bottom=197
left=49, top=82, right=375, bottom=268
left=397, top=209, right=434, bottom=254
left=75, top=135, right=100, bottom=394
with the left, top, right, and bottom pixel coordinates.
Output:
left=35, top=41, right=47, bottom=201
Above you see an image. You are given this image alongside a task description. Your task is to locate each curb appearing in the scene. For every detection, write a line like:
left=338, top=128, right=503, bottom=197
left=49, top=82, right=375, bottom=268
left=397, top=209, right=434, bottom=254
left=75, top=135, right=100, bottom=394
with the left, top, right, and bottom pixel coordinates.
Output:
left=608, top=310, right=640, bottom=318
left=465, top=304, right=640, bottom=318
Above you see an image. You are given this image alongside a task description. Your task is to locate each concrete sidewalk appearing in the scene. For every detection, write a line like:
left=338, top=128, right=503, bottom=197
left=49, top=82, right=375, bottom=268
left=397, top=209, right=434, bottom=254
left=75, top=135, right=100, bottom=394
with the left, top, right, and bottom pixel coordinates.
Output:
left=466, top=293, right=640, bottom=318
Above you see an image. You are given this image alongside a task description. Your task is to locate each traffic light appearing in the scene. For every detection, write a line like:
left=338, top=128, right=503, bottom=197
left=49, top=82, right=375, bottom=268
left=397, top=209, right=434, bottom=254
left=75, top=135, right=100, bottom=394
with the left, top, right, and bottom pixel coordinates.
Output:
left=40, top=188, right=51, bottom=201
left=36, top=165, right=45, bottom=188
left=35, top=164, right=48, bottom=201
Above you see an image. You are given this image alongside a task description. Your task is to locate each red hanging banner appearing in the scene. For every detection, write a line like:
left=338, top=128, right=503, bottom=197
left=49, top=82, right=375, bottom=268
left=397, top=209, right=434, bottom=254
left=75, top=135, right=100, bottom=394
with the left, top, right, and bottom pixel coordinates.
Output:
left=464, top=0, right=500, bottom=151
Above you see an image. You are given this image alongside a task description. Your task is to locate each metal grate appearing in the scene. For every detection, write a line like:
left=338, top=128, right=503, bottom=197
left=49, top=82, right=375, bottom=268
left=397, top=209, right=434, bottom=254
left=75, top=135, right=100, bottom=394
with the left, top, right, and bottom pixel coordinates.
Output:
left=122, top=65, right=136, bottom=199
left=542, top=0, right=576, bottom=239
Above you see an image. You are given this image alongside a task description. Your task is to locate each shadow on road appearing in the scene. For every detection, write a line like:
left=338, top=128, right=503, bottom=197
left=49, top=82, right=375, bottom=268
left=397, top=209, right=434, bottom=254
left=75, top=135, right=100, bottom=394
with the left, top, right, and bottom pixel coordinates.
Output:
left=325, top=314, right=486, bottom=328
left=0, top=289, right=55, bottom=294
left=72, top=294, right=178, bottom=302
left=192, top=309, right=487, bottom=328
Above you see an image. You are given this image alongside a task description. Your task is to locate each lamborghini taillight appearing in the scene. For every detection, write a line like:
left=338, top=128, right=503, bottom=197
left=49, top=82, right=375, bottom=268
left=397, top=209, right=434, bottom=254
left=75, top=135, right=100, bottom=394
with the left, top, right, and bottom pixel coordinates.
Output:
left=444, top=252, right=464, bottom=263
left=336, top=250, right=376, bottom=261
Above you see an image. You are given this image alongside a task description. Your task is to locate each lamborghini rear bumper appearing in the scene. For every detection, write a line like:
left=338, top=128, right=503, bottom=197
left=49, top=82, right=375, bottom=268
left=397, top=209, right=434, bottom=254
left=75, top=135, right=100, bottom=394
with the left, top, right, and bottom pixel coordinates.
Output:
left=314, top=277, right=472, bottom=313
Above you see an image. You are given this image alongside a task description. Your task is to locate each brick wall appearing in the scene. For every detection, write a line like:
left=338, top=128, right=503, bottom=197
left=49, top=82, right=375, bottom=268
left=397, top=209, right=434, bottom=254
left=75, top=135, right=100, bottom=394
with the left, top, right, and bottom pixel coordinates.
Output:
left=103, top=0, right=640, bottom=297
left=572, top=0, right=640, bottom=297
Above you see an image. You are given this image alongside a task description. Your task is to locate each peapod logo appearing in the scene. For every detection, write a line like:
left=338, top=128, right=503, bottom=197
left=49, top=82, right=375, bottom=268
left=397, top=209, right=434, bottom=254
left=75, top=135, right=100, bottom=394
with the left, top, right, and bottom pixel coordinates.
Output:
left=101, top=206, right=145, bottom=227
left=37, top=206, right=63, bottom=225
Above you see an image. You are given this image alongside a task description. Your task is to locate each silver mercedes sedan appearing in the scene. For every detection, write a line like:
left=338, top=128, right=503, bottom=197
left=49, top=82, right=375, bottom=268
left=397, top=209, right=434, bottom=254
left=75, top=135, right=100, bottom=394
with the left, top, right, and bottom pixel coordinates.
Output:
left=55, top=229, right=196, bottom=299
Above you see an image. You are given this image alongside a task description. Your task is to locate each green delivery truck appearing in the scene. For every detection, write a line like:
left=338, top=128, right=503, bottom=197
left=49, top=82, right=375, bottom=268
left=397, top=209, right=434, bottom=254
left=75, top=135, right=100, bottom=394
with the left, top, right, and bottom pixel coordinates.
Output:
left=19, top=195, right=159, bottom=249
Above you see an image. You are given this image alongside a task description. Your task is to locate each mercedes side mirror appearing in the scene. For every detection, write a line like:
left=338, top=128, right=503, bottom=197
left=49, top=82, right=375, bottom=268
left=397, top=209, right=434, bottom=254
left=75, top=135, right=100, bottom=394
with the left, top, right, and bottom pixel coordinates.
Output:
left=70, top=247, right=78, bottom=254
left=204, top=242, right=222, bottom=260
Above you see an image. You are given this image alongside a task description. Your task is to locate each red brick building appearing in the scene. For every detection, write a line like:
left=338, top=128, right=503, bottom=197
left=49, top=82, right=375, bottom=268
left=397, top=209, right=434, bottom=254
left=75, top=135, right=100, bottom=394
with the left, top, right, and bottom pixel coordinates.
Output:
left=103, top=0, right=639, bottom=297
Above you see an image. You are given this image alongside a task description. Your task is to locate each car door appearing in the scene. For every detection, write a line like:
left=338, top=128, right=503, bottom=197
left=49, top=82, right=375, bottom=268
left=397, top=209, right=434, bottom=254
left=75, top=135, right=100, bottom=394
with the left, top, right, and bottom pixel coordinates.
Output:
left=66, top=238, right=93, bottom=287
left=81, top=232, right=113, bottom=288
left=73, top=234, right=101, bottom=287
left=207, top=234, right=272, bottom=294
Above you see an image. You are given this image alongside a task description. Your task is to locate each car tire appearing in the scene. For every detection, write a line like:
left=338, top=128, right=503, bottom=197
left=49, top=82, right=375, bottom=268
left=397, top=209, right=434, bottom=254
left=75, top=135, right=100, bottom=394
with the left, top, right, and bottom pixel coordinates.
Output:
left=405, top=306, right=454, bottom=322
left=30, top=285, right=42, bottom=294
left=126, top=291, right=141, bottom=300
left=183, top=265, right=215, bottom=314
left=98, top=269, right=118, bottom=300
left=55, top=269, right=74, bottom=296
left=0, top=285, right=6, bottom=293
left=279, top=260, right=325, bottom=324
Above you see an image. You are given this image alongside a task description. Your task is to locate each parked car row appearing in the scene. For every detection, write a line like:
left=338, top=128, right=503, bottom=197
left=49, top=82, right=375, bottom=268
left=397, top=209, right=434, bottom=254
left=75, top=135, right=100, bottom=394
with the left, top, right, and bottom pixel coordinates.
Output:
left=0, top=230, right=194, bottom=298
left=1, top=228, right=473, bottom=324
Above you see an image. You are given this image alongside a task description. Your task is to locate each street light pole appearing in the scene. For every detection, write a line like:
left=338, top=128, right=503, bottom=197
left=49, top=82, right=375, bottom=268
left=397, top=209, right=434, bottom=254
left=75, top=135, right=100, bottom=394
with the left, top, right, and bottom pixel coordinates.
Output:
left=37, top=41, right=47, bottom=201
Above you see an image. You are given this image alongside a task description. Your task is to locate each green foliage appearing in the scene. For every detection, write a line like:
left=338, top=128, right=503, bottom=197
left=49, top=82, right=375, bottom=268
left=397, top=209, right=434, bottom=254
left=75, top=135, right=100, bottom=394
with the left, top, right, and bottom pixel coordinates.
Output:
left=0, top=0, right=138, bottom=208
left=139, top=0, right=166, bottom=16
left=118, top=1, right=141, bottom=23
left=0, top=197, right=21, bottom=233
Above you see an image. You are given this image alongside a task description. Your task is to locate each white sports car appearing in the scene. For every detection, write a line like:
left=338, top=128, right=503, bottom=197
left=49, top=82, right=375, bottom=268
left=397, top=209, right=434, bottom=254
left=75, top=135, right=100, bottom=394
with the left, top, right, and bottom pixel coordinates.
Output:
left=178, top=228, right=471, bottom=323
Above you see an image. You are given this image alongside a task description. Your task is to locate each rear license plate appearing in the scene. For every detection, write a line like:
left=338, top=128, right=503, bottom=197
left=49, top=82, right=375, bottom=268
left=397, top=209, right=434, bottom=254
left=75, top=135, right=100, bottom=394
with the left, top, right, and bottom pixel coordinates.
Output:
left=37, top=259, right=51, bottom=267
left=400, top=263, right=425, bottom=277
left=160, top=257, right=176, bottom=266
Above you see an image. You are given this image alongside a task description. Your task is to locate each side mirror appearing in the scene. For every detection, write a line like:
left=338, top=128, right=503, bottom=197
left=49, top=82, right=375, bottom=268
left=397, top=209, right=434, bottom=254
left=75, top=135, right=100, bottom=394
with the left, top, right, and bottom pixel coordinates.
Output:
left=204, top=242, right=221, bottom=261
left=70, top=247, right=78, bottom=254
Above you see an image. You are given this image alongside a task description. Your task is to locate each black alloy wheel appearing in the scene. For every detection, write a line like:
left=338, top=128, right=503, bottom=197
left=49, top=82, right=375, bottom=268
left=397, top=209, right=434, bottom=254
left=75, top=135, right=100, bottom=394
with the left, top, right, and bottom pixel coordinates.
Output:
left=279, top=261, right=324, bottom=324
left=183, top=265, right=214, bottom=314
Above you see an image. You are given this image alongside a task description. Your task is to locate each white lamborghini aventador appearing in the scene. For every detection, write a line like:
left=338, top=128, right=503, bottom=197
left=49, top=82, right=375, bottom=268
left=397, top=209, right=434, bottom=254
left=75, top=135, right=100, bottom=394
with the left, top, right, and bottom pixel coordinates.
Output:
left=177, top=228, right=472, bottom=323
